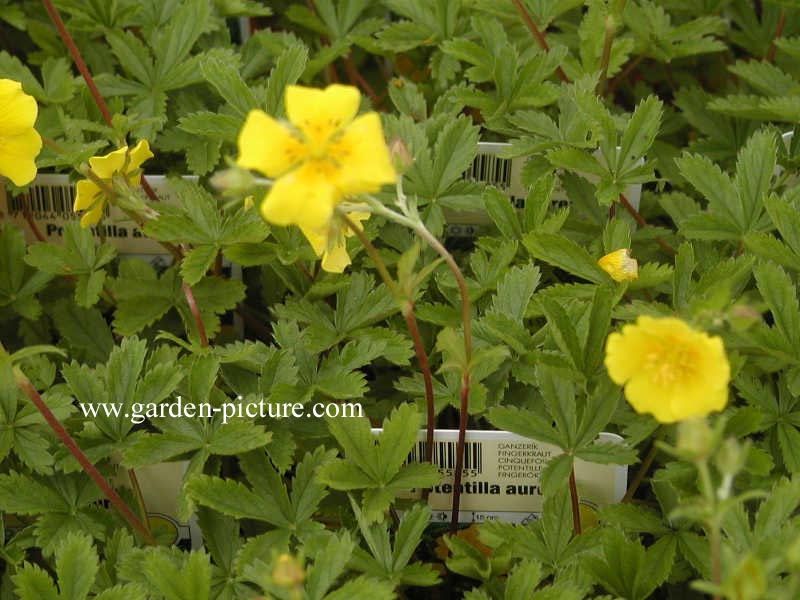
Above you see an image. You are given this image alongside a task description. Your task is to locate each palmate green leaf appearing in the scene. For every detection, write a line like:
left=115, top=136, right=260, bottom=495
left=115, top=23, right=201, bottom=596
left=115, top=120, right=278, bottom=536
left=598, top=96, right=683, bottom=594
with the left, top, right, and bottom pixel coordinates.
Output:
left=0, top=223, right=51, bottom=320
left=539, top=296, right=584, bottom=372
left=50, top=301, right=114, bottom=365
left=25, top=222, right=115, bottom=307
left=150, top=0, right=209, bottom=84
left=734, top=129, right=775, bottom=228
left=764, top=193, right=800, bottom=257
left=186, top=476, right=280, bottom=523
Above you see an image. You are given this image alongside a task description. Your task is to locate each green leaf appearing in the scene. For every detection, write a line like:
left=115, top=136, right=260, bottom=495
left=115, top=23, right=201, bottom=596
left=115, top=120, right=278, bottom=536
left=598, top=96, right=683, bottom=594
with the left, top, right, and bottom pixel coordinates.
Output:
left=486, top=406, right=563, bottom=447
left=152, top=0, right=209, bottom=82
left=55, top=533, right=98, bottom=600
left=142, top=549, right=211, bottom=600
left=539, top=297, right=584, bottom=372
left=778, top=424, right=800, bottom=473
left=734, top=129, right=776, bottom=228
left=754, top=261, right=800, bottom=347
left=522, top=233, right=608, bottom=284
left=433, top=117, right=480, bottom=196
left=0, top=223, right=51, bottom=320
left=584, top=285, right=616, bottom=376
left=617, top=96, right=663, bottom=173
left=505, top=560, right=543, bottom=600
left=265, top=44, right=309, bottom=116
left=484, top=187, right=521, bottom=240
left=378, top=403, right=421, bottom=480
left=200, top=49, right=259, bottom=118
left=12, top=564, right=59, bottom=600
left=546, top=148, right=606, bottom=177
left=186, top=476, right=280, bottom=523
left=392, top=503, right=430, bottom=571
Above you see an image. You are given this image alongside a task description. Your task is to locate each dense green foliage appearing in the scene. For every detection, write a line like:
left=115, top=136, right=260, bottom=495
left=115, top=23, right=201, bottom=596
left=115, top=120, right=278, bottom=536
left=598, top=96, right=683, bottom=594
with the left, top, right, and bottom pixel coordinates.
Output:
left=2, top=0, right=800, bottom=598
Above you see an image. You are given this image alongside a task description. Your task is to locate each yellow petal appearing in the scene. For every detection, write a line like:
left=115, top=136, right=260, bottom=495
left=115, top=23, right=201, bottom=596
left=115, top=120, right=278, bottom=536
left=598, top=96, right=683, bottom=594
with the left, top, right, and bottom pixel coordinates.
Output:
left=127, top=140, right=154, bottom=172
left=298, top=222, right=327, bottom=256
left=604, top=325, right=649, bottom=384
left=286, top=84, right=360, bottom=146
left=260, top=162, right=336, bottom=231
left=321, top=241, right=352, bottom=273
left=598, top=249, right=638, bottom=282
left=0, top=79, right=38, bottom=135
left=331, top=113, right=396, bottom=195
left=79, top=202, right=105, bottom=227
left=74, top=180, right=102, bottom=211
left=90, top=146, right=128, bottom=179
left=341, top=211, right=370, bottom=237
left=624, top=374, right=680, bottom=423
left=0, top=127, right=42, bottom=186
left=237, top=109, right=306, bottom=177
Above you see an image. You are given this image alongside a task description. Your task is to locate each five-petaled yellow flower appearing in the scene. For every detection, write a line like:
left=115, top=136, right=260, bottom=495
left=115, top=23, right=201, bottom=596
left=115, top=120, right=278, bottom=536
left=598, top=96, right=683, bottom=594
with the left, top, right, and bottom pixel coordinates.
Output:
left=0, top=79, right=42, bottom=186
left=237, top=84, right=396, bottom=272
left=73, top=140, right=153, bottom=227
left=605, top=316, right=730, bottom=423
left=598, top=248, right=638, bottom=282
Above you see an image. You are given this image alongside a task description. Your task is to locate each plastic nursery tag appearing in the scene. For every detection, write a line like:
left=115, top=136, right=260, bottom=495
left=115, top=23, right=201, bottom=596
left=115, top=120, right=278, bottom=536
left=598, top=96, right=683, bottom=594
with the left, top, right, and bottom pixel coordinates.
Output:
left=444, top=141, right=644, bottom=238
left=372, top=428, right=628, bottom=525
left=0, top=174, right=196, bottom=256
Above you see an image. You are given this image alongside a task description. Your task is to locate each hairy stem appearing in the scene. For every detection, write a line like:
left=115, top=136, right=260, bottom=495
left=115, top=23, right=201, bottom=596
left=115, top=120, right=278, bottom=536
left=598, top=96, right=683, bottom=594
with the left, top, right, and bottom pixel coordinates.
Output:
left=569, top=466, right=582, bottom=536
left=12, top=366, right=155, bottom=545
left=41, top=0, right=159, bottom=204
left=341, top=213, right=437, bottom=468
left=766, top=10, right=786, bottom=63
left=510, top=0, right=569, bottom=83
left=182, top=282, right=209, bottom=347
left=607, top=54, right=645, bottom=96
left=128, top=468, right=152, bottom=534
left=363, top=199, right=472, bottom=533
left=597, top=17, right=616, bottom=95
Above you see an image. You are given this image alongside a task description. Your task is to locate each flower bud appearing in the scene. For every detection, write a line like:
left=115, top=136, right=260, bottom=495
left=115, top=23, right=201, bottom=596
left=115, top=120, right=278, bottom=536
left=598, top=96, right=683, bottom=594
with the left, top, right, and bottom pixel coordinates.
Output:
left=598, top=249, right=638, bottom=282
left=389, top=137, right=413, bottom=173
left=676, top=417, right=714, bottom=460
left=210, top=166, right=254, bottom=193
left=272, top=554, right=304, bottom=589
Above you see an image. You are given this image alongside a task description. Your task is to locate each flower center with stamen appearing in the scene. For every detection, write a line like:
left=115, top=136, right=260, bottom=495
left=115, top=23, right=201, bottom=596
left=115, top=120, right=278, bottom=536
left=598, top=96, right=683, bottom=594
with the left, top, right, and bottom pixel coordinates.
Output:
left=644, top=339, right=697, bottom=386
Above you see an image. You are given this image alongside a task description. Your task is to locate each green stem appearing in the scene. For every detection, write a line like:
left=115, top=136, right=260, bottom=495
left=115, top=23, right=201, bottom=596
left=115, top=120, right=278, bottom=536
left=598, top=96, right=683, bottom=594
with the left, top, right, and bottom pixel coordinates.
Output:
left=597, top=17, right=616, bottom=95
left=697, top=460, right=721, bottom=599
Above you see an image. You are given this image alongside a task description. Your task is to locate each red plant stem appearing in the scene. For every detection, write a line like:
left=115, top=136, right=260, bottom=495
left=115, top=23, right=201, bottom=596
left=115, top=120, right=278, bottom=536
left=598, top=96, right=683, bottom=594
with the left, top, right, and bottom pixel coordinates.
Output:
left=13, top=371, right=155, bottom=545
left=597, top=19, right=615, bottom=94
left=766, top=10, right=786, bottom=63
left=569, top=467, right=582, bottom=536
left=21, top=197, right=47, bottom=242
left=619, top=194, right=677, bottom=256
left=41, top=0, right=160, bottom=204
left=294, top=260, right=314, bottom=282
left=622, top=443, right=657, bottom=503
left=607, top=54, right=645, bottom=96
left=341, top=214, right=438, bottom=474
left=182, top=282, right=209, bottom=347
left=402, top=302, right=436, bottom=465
left=510, top=0, right=569, bottom=83
left=343, top=54, right=380, bottom=106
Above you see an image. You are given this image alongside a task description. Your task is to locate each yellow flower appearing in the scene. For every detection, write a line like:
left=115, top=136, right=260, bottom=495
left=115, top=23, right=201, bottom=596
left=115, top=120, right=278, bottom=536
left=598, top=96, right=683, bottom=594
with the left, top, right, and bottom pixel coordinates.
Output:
left=605, top=316, right=730, bottom=423
left=236, top=84, right=396, bottom=272
left=73, top=140, right=153, bottom=227
left=598, top=248, right=638, bottom=282
left=0, top=79, right=42, bottom=186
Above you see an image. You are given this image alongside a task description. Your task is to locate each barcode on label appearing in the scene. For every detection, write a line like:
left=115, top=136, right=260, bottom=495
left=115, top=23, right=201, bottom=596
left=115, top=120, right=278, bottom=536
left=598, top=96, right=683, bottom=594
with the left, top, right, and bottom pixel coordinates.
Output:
left=464, top=153, right=513, bottom=188
left=407, top=441, right=483, bottom=474
left=7, top=182, right=109, bottom=219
